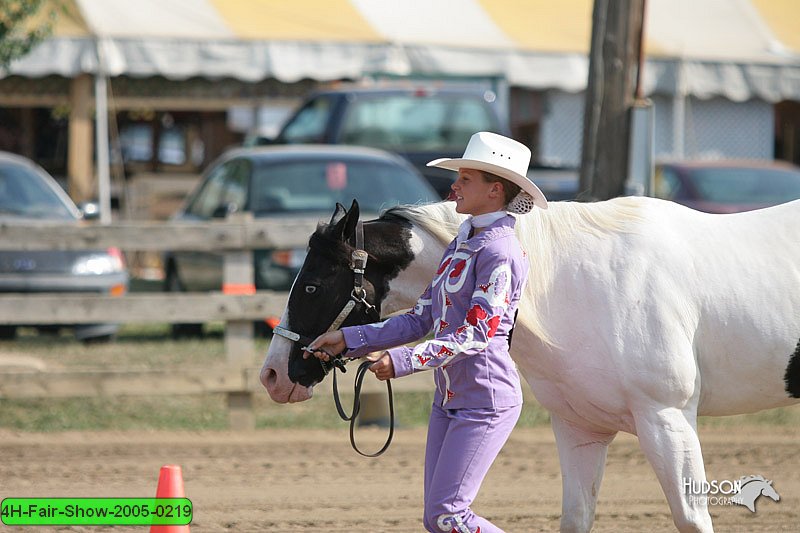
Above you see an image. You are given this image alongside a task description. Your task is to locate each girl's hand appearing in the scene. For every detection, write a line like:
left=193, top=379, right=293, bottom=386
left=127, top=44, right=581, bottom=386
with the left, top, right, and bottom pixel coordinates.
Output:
left=368, top=352, right=395, bottom=381
left=303, top=330, right=346, bottom=361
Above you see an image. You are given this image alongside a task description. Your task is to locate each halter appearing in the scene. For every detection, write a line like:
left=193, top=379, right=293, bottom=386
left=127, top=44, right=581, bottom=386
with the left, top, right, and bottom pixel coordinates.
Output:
left=273, top=220, right=394, bottom=457
left=274, top=221, right=380, bottom=373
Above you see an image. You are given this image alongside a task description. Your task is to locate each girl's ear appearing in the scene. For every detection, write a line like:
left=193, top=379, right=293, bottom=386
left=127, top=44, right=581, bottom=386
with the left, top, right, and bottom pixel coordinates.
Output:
left=489, top=181, right=503, bottom=198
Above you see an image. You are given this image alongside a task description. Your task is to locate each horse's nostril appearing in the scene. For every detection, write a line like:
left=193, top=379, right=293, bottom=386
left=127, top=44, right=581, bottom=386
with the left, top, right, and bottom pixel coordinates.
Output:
left=261, top=367, right=277, bottom=390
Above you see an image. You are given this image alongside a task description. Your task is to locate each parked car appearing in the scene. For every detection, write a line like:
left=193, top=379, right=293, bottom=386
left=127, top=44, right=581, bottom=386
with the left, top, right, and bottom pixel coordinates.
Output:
left=257, top=86, right=511, bottom=199
left=163, top=144, right=439, bottom=336
left=0, top=151, right=128, bottom=342
left=654, top=160, right=800, bottom=213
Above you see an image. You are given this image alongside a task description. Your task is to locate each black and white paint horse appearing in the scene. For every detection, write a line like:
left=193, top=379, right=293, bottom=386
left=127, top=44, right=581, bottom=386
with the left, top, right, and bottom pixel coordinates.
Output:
left=261, top=196, right=800, bottom=532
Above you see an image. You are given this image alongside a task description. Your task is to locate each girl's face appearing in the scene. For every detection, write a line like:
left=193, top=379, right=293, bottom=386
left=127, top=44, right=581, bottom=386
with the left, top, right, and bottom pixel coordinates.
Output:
left=450, top=168, right=504, bottom=216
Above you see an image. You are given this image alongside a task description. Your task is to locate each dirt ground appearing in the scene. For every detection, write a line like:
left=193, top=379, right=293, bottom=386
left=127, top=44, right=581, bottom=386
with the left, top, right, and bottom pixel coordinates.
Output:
left=0, top=425, right=797, bottom=532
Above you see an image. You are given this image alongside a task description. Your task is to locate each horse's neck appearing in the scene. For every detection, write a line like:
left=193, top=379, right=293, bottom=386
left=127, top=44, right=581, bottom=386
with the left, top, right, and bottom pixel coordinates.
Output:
left=380, top=221, right=449, bottom=316
left=742, top=482, right=764, bottom=495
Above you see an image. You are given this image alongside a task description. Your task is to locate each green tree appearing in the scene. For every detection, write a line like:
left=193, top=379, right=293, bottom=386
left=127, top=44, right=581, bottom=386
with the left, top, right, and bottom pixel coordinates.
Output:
left=0, top=0, right=59, bottom=70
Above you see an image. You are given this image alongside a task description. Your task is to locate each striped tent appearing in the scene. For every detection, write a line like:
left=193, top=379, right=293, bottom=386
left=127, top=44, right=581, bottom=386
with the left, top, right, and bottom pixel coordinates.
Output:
left=7, top=0, right=800, bottom=101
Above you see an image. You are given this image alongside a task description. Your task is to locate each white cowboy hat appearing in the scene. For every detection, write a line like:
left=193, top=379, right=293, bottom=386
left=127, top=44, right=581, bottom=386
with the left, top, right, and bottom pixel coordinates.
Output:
left=427, top=131, right=548, bottom=212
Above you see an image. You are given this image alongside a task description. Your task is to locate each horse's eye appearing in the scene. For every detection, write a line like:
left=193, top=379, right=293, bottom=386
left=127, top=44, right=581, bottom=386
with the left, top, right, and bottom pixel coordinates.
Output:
left=305, top=285, right=317, bottom=294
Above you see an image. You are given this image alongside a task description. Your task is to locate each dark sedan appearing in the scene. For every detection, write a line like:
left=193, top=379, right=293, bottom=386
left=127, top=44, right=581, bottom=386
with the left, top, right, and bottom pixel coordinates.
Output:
left=163, top=145, right=439, bottom=336
left=0, top=151, right=129, bottom=341
left=654, top=160, right=800, bottom=213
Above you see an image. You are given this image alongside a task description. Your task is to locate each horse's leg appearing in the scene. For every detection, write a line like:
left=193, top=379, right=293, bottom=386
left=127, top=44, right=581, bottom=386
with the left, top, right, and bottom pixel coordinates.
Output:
left=633, top=406, right=714, bottom=533
left=551, top=414, right=617, bottom=533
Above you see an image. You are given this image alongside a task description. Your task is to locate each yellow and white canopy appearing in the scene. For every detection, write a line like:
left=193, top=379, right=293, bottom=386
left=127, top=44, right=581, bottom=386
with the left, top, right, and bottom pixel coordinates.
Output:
left=8, top=0, right=800, bottom=101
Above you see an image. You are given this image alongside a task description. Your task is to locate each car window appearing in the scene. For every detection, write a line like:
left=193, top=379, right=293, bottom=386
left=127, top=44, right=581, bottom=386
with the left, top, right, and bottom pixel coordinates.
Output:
left=250, top=159, right=437, bottom=214
left=0, top=161, right=75, bottom=219
left=447, top=98, right=496, bottom=146
left=340, top=95, right=495, bottom=151
left=187, top=159, right=249, bottom=218
left=280, top=96, right=334, bottom=143
left=690, top=167, right=800, bottom=204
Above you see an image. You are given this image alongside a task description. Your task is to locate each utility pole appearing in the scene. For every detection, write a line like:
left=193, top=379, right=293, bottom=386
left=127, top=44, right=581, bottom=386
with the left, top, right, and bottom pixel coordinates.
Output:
left=579, top=0, right=646, bottom=201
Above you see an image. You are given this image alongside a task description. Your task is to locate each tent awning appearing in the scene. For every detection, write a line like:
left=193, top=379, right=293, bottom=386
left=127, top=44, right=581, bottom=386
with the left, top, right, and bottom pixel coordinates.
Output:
left=6, top=0, right=800, bottom=101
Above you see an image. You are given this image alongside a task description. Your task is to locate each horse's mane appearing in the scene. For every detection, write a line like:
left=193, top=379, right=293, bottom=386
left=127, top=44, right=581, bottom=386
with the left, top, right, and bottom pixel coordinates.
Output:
left=384, top=198, right=644, bottom=345
left=383, top=202, right=465, bottom=243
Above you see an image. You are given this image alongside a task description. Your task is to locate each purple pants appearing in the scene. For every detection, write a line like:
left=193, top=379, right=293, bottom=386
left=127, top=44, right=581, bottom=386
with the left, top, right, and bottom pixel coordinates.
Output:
left=423, top=402, right=522, bottom=533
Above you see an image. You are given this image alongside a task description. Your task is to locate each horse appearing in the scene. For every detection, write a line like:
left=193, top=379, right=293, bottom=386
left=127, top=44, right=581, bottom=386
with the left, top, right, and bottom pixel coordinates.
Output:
left=730, top=475, right=781, bottom=513
left=261, top=196, right=800, bottom=532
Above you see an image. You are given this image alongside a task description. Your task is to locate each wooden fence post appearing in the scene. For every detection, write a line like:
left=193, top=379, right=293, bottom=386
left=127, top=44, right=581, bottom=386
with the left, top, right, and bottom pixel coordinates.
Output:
left=357, top=391, right=391, bottom=427
left=223, top=213, right=256, bottom=430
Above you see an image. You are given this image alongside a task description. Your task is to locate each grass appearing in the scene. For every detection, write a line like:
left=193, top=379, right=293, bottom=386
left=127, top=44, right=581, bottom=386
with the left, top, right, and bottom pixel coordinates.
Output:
left=0, top=322, right=247, bottom=370
left=0, top=324, right=797, bottom=431
left=697, top=407, right=800, bottom=427
left=0, top=391, right=554, bottom=432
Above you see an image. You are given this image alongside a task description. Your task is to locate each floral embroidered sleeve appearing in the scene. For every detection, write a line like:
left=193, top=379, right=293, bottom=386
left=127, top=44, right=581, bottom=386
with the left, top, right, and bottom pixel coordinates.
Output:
left=341, top=282, right=435, bottom=359
left=389, top=249, right=513, bottom=377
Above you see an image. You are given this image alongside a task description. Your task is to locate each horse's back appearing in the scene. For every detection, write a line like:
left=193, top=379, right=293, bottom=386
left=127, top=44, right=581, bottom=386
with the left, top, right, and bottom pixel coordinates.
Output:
left=619, top=197, right=800, bottom=284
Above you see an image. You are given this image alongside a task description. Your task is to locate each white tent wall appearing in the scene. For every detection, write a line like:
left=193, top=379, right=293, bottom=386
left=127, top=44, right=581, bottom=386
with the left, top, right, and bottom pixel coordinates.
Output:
left=7, top=0, right=800, bottom=100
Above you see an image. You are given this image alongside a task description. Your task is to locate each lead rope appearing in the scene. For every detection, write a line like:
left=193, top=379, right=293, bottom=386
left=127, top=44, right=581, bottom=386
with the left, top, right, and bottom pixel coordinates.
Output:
left=332, top=360, right=395, bottom=457
left=330, top=221, right=395, bottom=457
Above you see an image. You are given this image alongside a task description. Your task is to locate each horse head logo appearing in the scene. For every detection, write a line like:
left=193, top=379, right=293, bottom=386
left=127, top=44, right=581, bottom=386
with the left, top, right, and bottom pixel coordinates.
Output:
left=730, top=475, right=780, bottom=513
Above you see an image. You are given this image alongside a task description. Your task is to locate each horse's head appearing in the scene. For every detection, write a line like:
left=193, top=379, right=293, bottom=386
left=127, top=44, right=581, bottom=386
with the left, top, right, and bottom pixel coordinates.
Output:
left=261, top=199, right=420, bottom=403
left=732, top=475, right=781, bottom=512
left=752, top=478, right=781, bottom=503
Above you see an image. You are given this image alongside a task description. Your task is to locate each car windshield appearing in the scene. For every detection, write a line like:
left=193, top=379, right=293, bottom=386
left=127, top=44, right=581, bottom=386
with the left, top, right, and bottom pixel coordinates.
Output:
left=250, top=158, right=437, bottom=214
left=689, top=167, right=800, bottom=204
left=0, top=161, right=76, bottom=219
left=340, top=94, right=494, bottom=151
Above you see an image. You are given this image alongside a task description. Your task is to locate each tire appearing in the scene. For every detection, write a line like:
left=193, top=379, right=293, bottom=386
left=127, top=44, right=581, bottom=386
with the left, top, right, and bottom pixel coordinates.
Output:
left=164, top=266, right=204, bottom=339
left=81, top=333, right=116, bottom=344
left=0, top=325, right=17, bottom=340
left=35, top=325, right=61, bottom=336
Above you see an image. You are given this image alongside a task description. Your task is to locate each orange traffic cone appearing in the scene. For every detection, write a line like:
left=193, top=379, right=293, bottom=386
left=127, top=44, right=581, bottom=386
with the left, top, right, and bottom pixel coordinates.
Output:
left=151, top=465, right=190, bottom=533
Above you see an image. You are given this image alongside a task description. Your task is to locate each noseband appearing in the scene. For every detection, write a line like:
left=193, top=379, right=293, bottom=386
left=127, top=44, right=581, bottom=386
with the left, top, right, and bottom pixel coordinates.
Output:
left=273, top=221, right=393, bottom=457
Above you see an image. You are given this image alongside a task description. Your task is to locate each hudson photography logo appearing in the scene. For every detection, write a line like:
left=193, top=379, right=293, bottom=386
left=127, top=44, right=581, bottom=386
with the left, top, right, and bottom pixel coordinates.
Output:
left=683, top=475, right=781, bottom=512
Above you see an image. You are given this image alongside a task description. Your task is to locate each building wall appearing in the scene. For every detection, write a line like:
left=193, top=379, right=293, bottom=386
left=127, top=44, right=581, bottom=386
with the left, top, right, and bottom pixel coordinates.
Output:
left=539, top=91, right=775, bottom=167
left=539, top=91, right=584, bottom=168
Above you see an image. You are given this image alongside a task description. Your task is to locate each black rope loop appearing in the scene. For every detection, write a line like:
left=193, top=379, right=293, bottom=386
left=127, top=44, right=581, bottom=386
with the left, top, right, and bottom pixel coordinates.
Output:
left=331, top=358, right=395, bottom=458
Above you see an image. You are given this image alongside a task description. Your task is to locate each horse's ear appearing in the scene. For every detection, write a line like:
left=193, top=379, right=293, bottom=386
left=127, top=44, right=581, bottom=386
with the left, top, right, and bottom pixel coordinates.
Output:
left=329, top=203, right=347, bottom=226
left=343, top=199, right=360, bottom=242
left=331, top=199, right=360, bottom=242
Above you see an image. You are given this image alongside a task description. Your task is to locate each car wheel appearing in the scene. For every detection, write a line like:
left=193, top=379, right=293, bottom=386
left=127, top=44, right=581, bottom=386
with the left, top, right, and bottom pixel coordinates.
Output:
left=36, top=325, right=61, bottom=336
left=165, top=266, right=204, bottom=339
left=82, top=333, right=116, bottom=344
left=0, top=326, right=17, bottom=340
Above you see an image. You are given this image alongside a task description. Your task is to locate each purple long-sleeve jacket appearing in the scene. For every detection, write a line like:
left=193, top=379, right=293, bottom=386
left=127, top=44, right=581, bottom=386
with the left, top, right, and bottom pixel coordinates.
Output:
left=342, top=214, right=528, bottom=409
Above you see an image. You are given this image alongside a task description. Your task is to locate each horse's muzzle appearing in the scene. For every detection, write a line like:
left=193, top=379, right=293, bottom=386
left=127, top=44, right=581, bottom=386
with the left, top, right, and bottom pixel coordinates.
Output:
left=261, top=365, right=313, bottom=403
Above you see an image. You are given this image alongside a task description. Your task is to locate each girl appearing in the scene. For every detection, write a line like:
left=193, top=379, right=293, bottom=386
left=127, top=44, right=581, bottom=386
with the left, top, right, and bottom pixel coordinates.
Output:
left=306, top=132, right=548, bottom=532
